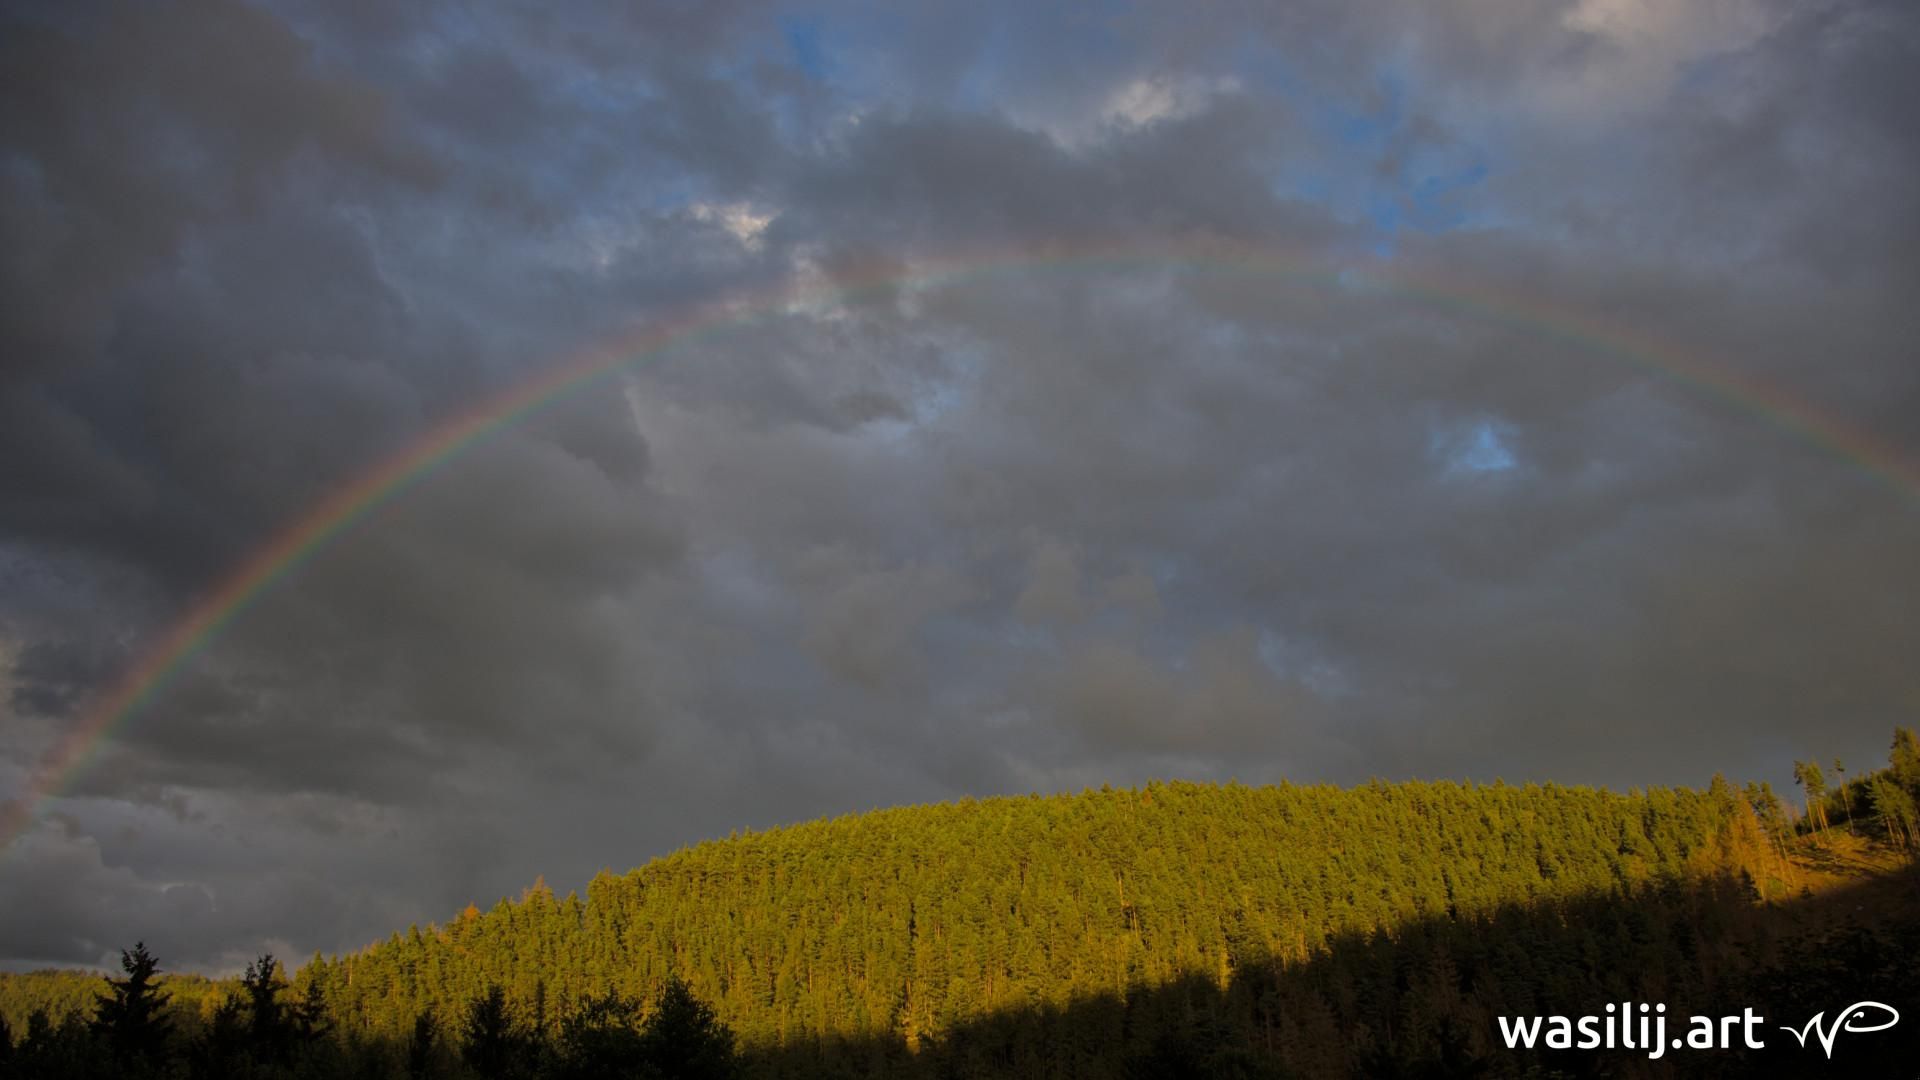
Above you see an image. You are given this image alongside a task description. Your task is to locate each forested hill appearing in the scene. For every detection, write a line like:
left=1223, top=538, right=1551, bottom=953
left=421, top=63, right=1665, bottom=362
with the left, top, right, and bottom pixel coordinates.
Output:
left=9, top=763, right=1920, bottom=1078
left=315, top=778, right=1793, bottom=1048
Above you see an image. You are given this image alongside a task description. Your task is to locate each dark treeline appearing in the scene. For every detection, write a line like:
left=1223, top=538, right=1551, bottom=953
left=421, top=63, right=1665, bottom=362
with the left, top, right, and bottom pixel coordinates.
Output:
left=2, top=945, right=736, bottom=1079
left=4, top=729, right=1918, bottom=1078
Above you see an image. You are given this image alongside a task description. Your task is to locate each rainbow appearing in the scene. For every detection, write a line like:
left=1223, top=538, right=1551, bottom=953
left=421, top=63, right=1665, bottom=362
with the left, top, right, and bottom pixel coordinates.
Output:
left=4, top=235, right=1915, bottom=850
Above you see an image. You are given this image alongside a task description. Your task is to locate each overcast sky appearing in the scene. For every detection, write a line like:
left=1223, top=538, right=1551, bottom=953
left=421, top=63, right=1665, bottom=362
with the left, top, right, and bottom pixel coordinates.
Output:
left=2, top=0, right=1916, bottom=973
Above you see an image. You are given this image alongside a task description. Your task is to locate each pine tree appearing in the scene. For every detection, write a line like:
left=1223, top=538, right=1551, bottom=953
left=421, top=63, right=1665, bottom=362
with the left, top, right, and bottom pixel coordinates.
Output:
left=1869, top=778, right=1919, bottom=852
left=462, top=984, right=533, bottom=1079
left=1743, top=781, right=1791, bottom=862
left=1834, top=758, right=1854, bottom=834
left=406, top=1009, right=438, bottom=1080
left=234, top=776, right=1858, bottom=1075
left=292, top=975, right=330, bottom=1047
left=89, top=941, right=173, bottom=1073
left=238, top=953, right=296, bottom=1066
left=639, top=974, right=737, bottom=1080
left=1793, top=761, right=1829, bottom=836
left=551, top=990, right=648, bottom=1079
left=1891, top=727, right=1920, bottom=794
left=188, top=994, right=248, bottom=1079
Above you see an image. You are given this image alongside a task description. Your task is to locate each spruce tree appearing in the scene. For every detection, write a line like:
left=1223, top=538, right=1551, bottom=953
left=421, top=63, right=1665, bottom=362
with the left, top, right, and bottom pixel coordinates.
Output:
left=292, top=975, right=330, bottom=1046
left=462, top=985, right=533, bottom=1079
left=1869, top=777, right=1919, bottom=851
left=1793, top=760, right=1829, bottom=834
left=1891, top=727, right=1920, bottom=794
left=242, top=954, right=292, bottom=1066
left=89, top=941, right=172, bottom=1073
left=639, top=975, right=737, bottom=1080
left=406, top=1009, right=438, bottom=1080
left=1834, top=758, right=1854, bottom=833
left=551, top=991, right=648, bottom=1079
left=188, top=994, right=247, bottom=1079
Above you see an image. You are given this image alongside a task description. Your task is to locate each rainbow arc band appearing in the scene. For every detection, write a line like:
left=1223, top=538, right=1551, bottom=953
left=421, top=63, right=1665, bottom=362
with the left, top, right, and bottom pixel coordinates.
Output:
left=4, top=237, right=1915, bottom=850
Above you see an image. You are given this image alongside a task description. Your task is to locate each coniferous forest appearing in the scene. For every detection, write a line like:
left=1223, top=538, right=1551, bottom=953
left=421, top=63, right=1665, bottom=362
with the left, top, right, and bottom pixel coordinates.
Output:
left=8, top=2, right=1920, bottom=1078
left=5, top=730, right=1919, bottom=1079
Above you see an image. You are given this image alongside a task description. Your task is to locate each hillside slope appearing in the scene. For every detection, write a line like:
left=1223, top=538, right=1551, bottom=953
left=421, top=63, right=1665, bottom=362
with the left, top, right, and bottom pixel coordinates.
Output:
left=9, top=772, right=1918, bottom=1077
left=306, top=778, right=1835, bottom=1069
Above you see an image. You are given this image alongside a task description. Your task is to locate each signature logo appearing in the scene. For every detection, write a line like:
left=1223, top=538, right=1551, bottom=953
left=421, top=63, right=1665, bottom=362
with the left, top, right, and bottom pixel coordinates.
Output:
left=1779, top=1002, right=1900, bottom=1059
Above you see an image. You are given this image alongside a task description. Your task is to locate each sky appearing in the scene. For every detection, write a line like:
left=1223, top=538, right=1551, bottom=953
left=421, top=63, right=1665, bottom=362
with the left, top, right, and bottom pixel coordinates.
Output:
left=1, top=0, right=1916, bottom=973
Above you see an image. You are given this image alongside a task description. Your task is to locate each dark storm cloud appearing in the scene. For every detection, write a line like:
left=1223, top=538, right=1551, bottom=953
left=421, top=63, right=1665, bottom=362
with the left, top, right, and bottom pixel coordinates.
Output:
left=0, top=0, right=437, bottom=380
left=3, top=0, right=1917, bottom=971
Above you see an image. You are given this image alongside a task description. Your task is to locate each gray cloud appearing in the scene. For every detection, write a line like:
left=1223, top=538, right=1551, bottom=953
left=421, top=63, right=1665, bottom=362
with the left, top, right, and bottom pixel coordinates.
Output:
left=2, top=0, right=1916, bottom=972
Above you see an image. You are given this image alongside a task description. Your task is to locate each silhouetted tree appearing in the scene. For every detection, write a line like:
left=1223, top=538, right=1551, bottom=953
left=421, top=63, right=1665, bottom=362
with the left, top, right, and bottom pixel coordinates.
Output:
left=406, top=1009, right=438, bottom=1080
left=242, top=953, right=292, bottom=1065
left=291, top=974, right=329, bottom=1047
left=188, top=995, right=247, bottom=1080
left=16, top=1006, right=104, bottom=1079
left=13, top=769, right=1919, bottom=1077
left=462, top=985, right=535, bottom=1079
left=550, top=991, right=649, bottom=1080
left=638, top=975, right=736, bottom=1080
left=88, top=941, right=172, bottom=1074
left=1126, top=1027, right=1211, bottom=1079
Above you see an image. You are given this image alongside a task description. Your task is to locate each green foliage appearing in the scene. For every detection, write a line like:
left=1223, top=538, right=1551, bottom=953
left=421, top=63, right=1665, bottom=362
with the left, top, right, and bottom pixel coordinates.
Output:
left=405, top=1009, right=439, bottom=1080
left=1803, top=726, right=1920, bottom=850
left=460, top=985, right=538, bottom=1080
left=1792, top=759, right=1830, bottom=833
left=186, top=992, right=247, bottom=1078
left=88, top=942, right=172, bottom=1075
left=635, top=975, right=735, bottom=1080
left=10, top=1007, right=108, bottom=1080
left=1869, top=775, right=1919, bottom=850
left=0, top=969, right=226, bottom=1043
left=242, top=954, right=294, bottom=1067
left=6, top=739, right=1920, bottom=1077
left=547, top=990, right=645, bottom=1080
left=309, top=776, right=1786, bottom=1059
left=1892, top=727, right=1920, bottom=791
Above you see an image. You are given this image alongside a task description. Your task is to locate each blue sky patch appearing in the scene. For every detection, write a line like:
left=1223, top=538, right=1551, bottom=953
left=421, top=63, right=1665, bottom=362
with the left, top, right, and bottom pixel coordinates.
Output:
left=1433, top=418, right=1519, bottom=474
left=781, top=15, right=833, bottom=80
